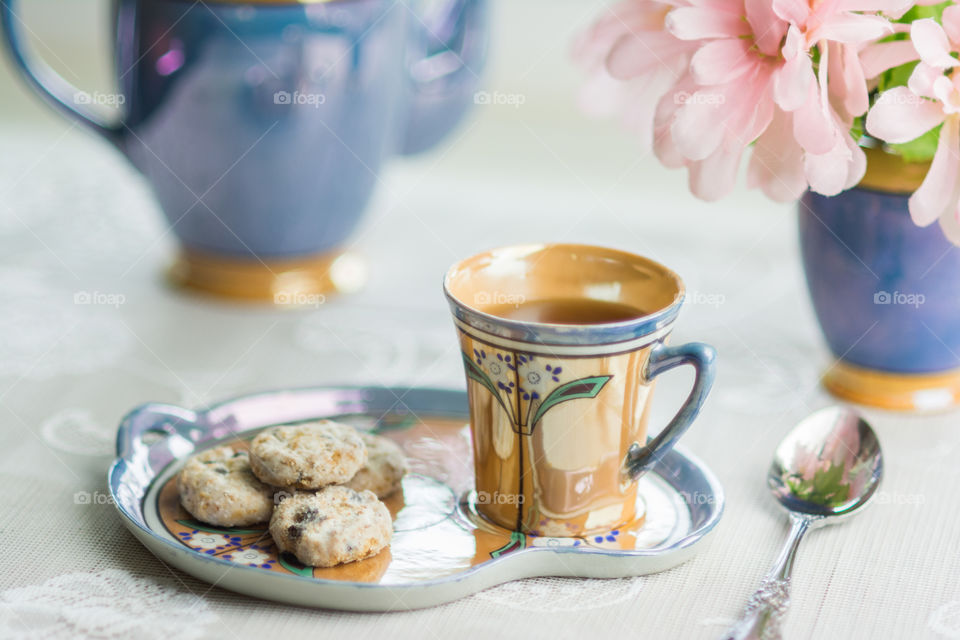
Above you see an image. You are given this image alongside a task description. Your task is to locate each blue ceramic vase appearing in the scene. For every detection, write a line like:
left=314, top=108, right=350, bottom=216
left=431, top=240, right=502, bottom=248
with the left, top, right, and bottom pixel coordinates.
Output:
left=0, top=0, right=488, bottom=301
left=799, top=149, right=960, bottom=410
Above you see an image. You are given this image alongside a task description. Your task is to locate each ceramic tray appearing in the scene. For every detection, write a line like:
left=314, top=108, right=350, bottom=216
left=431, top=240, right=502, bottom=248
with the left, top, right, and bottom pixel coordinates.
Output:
left=109, top=387, right=724, bottom=611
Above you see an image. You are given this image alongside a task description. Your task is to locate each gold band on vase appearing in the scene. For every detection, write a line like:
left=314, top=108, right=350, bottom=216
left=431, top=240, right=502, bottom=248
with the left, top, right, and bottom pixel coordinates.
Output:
left=823, top=360, right=960, bottom=412
left=857, top=146, right=931, bottom=195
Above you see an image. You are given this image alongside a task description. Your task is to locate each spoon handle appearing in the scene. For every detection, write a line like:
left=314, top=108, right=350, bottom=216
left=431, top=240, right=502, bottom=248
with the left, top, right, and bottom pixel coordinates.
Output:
left=720, top=515, right=812, bottom=640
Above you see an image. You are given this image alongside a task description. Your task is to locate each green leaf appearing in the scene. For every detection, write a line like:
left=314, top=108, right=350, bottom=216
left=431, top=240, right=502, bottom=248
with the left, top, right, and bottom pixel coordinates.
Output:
left=850, top=117, right=864, bottom=144
left=876, top=60, right=918, bottom=94
left=812, top=463, right=843, bottom=492
left=891, top=124, right=941, bottom=163
left=811, top=464, right=851, bottom=507
left=530, top=376, right=612, bottom=427
left=784, top=462, right=852, bottom=509
left=176, top=519, right=266, bottom=536
left=897, top=1, right=950, bottom=23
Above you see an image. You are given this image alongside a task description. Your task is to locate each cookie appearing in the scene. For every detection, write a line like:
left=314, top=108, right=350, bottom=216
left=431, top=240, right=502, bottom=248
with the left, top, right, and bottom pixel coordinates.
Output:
left=343, top=433, right=408, bottom=498
left=249, top=420, right=367, bottom=490
left=269, top=486, right=392, bottom=567
left=177, top=446, right=276, bottom=527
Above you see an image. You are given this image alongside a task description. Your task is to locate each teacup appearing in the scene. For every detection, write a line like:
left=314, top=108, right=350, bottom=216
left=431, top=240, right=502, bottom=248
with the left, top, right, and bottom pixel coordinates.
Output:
left=444, top=244, right=716, bottom=536
left=1, top=0, right=488, bottom=301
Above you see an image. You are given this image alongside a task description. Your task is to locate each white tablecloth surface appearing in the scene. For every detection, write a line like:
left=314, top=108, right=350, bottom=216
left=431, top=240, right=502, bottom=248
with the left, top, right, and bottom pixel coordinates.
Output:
left=1, top=5, right=959, bottom=635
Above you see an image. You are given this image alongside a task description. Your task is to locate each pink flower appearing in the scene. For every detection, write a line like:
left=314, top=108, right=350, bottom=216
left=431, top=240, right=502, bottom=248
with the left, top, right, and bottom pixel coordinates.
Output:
left=747, top=103, right=867, bottom=201
left=575, top=0, right=904, bottom=203
left=574, top=0, right=695, bottom=151
left=638, top=0, right=783, bottom=200
left=657, top=0, right=892, bottom=200
left=821, top=411, right=862, bottom=474
left=866, top=7, right=960, bottom=242
left=773, top=0, right=893, bottom=127
left=749, top=37, right=871, bottom=201
left=791, top=442, right=822, bottom=482
left=750, top=0, right=901, bottom=200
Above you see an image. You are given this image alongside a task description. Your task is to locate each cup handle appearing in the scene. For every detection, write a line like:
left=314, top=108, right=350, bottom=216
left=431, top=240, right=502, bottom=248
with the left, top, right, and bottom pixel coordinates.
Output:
left=0, top=0, right=124, bottom=148
left=398, top=0, right=488, bottom=155
left=624, top=341, right=717, bottom=480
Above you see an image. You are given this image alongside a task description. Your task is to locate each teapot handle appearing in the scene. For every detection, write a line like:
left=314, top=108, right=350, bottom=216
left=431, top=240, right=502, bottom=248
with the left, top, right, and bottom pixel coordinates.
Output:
left=0, top=0, right=125, bottom=149
left=398, top=0, right=489, bottom=155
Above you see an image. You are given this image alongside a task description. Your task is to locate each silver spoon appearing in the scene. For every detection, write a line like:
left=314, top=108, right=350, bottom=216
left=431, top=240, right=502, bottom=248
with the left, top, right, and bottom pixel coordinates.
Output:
left=722, top=406, right=883, bottom=640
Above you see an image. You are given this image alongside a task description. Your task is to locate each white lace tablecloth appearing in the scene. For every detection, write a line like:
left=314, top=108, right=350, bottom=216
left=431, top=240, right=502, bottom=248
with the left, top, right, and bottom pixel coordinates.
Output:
left=1, top=81, right=959, bottom=640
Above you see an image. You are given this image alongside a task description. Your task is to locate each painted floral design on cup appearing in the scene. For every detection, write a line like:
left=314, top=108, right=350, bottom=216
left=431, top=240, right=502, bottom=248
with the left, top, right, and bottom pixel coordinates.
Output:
left=464, top=349, right=611, bottom=435
left=471, top=348, right=517, bottom=396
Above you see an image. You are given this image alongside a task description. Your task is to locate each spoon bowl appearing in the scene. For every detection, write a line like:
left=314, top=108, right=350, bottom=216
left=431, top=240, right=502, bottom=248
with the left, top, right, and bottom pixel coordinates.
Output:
left=723, top=406, right=883, bottom=640
left=768, top=406, right=883, bottom=520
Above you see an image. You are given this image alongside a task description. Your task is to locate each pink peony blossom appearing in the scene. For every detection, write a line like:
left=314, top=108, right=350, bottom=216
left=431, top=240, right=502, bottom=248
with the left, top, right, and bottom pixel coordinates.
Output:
left=576, top=0, right=904, bottom=202
left=740, top=0, right=898, bottom=199
left=658, top=0, right=783, bottom=200
left=573, top=0, right=695, bottom=151
left=866, top=7, right=960, bottom=242
left=772, top=0, right=892, bottom=129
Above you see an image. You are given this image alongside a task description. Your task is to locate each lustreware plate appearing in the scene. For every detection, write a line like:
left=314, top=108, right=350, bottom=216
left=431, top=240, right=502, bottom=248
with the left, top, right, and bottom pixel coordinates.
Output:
left=109, top=387, right=723, bottom=611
